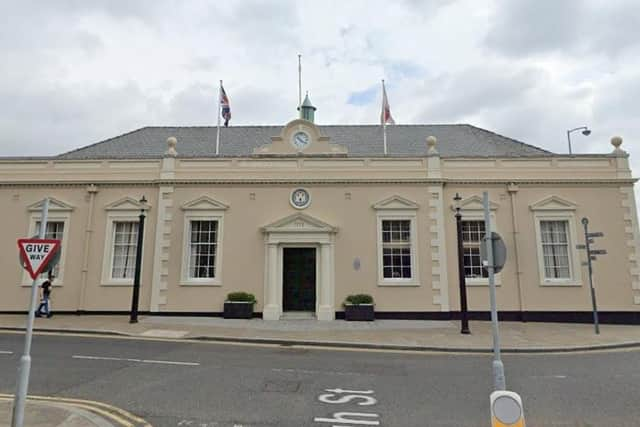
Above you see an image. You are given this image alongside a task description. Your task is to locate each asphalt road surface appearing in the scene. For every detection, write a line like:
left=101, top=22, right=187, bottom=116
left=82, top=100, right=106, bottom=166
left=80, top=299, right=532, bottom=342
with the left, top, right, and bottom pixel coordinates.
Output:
left=0, top=332, right=639, bottom=426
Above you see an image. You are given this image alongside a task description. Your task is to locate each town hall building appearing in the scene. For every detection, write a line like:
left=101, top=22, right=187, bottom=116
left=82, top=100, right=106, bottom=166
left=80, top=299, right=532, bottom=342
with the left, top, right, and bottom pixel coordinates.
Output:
left=2, top=98, right=639, bottom=322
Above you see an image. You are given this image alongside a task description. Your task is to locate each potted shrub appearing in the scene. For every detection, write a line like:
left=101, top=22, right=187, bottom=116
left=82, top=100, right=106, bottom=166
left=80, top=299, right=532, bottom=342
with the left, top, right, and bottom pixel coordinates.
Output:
left=223, top=292, right=256, bottom=319
left=343, top=294, right=375, bottom=321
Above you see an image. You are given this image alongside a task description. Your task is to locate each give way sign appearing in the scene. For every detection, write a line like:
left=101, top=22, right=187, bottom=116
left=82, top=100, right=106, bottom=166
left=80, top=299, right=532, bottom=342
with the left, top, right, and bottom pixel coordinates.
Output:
left=17, top=239, right=61, bottom=280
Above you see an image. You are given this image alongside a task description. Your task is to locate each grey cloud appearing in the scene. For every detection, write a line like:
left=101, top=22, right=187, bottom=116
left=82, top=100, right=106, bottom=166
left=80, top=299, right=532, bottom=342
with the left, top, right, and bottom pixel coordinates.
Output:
left=74, top=30, right=105, bottom=57
left=204, top=0, right=299, bottom=50
left=589, top=1, right=640, bottom=57
left=163, top=83, right=292, bottom=127
left=164, top=84, right=218, bottom=125
left=485, top=0, right=585, bottom=57
left=593, top=72, right=640, bottom=121
left=485, top=0, right=640, bottom=58
left=184, top=56, right=219, bottom=72
left=0, top=82, right=163, bottom=156
left=414, top=65, right=544, bottom=121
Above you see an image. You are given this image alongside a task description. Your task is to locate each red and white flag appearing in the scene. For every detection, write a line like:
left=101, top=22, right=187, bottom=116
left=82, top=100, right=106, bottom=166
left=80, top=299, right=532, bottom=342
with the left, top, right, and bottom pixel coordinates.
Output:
left=380, top=80, right=395, bottom=125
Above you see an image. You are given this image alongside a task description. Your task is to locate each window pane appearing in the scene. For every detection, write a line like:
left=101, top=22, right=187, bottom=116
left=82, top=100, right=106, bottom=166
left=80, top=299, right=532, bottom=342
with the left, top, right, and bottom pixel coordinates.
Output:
left=111, top=221, right=139, bottom=279
left=383, top=246, right=412, bottom=278
left=461, top=221, right=487, bottom=278
left=462, top=220, right=485, bottom=243
left=35, top=221, right=65, bottom=278
left=540, top=220, right=571, bottom=279
left=382, top=220, right=410, bottom=243
left=188, top=220, right=218, bottom=278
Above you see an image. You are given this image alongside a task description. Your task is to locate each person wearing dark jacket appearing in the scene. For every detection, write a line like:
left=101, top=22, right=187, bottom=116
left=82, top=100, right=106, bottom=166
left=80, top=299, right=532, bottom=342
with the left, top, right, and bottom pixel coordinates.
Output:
left=35, top=273, right=53, bottom=318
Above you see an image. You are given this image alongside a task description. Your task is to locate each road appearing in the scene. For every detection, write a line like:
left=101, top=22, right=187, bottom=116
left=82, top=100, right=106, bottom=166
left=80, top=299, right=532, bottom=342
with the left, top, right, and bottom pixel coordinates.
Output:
left=0, top=332, right=638, bottom=426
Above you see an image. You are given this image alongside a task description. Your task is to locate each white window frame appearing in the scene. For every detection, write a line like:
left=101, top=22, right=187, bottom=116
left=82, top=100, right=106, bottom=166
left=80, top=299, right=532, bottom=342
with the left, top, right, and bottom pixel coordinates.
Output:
left=181, top=211, right=224, bottom=286
left=460, top=212, right=501, bottom=287
left=101, top=211, right=145, bottom=286
left=533, top=212, right=581, bottom=286
left=22, top=213, right=70, bottom=287
left=376, top=212, right=420, bottom=286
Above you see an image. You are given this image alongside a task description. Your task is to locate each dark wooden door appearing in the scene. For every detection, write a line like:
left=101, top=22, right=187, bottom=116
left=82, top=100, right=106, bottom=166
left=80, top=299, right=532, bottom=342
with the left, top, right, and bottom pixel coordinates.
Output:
left=283, top=248, right=316, bottom=311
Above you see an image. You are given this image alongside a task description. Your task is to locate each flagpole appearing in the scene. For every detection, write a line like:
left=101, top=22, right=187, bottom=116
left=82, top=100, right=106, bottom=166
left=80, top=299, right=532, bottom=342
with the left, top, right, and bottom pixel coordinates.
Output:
left=382, top=80, right=388, bottom=156
left=216, top=80, right=222, bottom=156
left=298, top=54, right=302, bottom=111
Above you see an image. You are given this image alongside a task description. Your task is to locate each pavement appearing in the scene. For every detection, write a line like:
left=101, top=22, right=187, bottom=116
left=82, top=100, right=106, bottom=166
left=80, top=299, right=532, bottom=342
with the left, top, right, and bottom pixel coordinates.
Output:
left=1, top=314, right=640, bottom=353
left=0, top=394, right=150, bottom=426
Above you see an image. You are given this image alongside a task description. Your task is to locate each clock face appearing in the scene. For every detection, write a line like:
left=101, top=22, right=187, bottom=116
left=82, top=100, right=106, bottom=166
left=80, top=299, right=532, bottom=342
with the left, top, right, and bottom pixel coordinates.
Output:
left=290, top=188, right=310, bottom=209
left=292, top=131, right=310, bottom=150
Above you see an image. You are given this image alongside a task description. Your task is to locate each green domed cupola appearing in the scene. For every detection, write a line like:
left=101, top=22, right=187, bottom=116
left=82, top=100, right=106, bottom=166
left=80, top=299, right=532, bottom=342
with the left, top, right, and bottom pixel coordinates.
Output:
left=298, top=92, right=316, bottom=123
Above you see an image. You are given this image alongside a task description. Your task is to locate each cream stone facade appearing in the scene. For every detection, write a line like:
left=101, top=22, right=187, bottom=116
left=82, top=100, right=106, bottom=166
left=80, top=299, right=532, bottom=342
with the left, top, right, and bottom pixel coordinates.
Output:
left=1, top=118, right=639, bottom=322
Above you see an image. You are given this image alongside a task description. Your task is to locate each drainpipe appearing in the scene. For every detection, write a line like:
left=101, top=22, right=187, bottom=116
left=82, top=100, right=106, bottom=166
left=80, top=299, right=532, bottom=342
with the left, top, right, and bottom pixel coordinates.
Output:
left=78, top=184, right=98, bottom=312
left=507, top=183, right=526, bottom=321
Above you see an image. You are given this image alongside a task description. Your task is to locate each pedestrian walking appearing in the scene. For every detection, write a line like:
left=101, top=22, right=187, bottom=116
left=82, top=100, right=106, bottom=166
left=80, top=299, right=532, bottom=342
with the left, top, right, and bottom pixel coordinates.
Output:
left=35, top=272, right=53, bottom=318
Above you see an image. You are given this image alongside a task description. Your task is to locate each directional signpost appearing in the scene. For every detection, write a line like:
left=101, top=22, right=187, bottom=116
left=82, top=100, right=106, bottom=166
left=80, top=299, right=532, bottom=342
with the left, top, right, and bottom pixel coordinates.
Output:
left=577, top=217, right=606, bottom=335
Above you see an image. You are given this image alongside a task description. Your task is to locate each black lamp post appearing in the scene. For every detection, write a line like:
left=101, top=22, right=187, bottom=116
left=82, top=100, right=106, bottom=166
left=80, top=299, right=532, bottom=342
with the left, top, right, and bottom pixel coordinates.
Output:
left=454, top=193, right=470, bottom=334
left=129, top=195, right=147, bottom=324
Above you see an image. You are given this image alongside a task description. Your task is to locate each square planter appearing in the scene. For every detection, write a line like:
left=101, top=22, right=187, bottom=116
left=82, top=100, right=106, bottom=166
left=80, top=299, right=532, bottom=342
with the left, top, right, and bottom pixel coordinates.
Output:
left=344, top=304, right=375, bottom=321
left=223, top=301, right=254, bottom=319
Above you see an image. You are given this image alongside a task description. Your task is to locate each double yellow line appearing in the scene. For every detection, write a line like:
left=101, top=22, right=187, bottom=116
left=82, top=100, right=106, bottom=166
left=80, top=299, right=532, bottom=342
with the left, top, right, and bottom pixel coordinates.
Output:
left=0, top=393, right=151, bottom=427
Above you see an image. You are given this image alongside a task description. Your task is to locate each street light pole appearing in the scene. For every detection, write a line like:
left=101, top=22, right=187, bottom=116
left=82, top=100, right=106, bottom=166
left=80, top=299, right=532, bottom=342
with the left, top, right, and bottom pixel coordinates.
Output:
left=454, top=193, right=471, bottom=334
left=566, top=126, right=591, bottom=155
left=129, top=196, right=147, bottom=324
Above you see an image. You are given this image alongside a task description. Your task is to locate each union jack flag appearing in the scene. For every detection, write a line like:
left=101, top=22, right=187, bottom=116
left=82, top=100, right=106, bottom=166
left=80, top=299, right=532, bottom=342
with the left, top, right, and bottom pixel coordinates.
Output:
left=220, top=84, right=231, bottom=127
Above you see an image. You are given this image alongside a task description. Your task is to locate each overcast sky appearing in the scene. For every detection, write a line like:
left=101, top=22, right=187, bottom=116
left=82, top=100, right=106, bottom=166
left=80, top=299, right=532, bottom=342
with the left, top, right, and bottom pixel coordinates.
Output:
left=2, top=0, right=640, bottom=169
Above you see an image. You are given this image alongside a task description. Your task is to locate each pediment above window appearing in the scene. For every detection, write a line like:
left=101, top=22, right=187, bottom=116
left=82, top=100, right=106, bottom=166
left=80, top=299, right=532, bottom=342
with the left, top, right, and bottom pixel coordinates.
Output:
left=180, top=196, right=229, bottom=211
left=529, top=195, right=577, bottom=211
left=372, top=195, right=419, bottom=211
left=262, top=212, right=338, bottom=234
left=27, top=197, right=75, bottom=212
left=450, top=195, right=499, bottom=212
left=104, top=197, right=151, bottom=211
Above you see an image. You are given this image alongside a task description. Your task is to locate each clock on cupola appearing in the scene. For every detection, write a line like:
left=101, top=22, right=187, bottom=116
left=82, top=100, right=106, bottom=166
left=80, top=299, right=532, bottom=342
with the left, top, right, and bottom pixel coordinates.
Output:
left=291, top=92, right=317, bottom=151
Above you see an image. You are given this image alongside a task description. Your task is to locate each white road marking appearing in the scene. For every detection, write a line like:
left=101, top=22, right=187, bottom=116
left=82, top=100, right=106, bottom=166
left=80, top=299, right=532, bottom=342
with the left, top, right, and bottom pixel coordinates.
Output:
left=529, top=374, right=567, bottom=379
left=0, top=351, right=13, bottom=355
left=314, top=388, right=381, bottom=425
left=72, top=355, right=199, bottom=366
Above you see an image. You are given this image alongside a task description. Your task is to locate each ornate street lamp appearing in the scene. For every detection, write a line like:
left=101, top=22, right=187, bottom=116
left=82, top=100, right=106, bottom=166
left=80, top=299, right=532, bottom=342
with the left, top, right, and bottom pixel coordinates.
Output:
left=129, top=195, right=147, bottom=324
left=566, top=126, right=591, bottom=155
left=454, top=193, right=471, bottom=334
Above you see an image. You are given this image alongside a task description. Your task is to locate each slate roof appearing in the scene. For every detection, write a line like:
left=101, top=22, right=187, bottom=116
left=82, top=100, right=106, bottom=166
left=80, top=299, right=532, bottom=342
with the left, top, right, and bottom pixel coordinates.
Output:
left=57, top=124, right=551, bottom=159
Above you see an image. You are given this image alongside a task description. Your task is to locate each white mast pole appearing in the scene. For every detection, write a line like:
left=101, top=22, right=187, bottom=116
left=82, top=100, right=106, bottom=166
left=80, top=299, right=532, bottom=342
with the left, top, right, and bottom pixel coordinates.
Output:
left=382, top=79, right=388, bottom=156
left=298, top=54, right=302, bottom=112
left=216, top=79, right=222, bottom=156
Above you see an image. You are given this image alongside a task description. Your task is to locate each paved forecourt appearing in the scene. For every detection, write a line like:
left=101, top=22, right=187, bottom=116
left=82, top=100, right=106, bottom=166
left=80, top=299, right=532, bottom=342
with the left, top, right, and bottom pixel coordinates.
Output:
left=3, top=315, right=640, bottom=353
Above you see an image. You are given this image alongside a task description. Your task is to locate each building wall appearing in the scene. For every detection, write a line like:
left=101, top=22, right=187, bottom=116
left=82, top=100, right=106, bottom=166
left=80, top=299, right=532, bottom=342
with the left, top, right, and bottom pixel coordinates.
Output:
left=163, top=184, right=437, bottom=313
left=1, top=144, right=638, bottom=317
left=443, top=184, right=637, bottom=313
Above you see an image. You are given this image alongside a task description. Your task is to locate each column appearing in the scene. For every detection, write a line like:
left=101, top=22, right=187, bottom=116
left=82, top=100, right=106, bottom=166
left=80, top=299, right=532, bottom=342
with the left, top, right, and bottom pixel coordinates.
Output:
left=263, top=242, right=280, bottom=320
left=317, top=242, right=335, bottom=320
